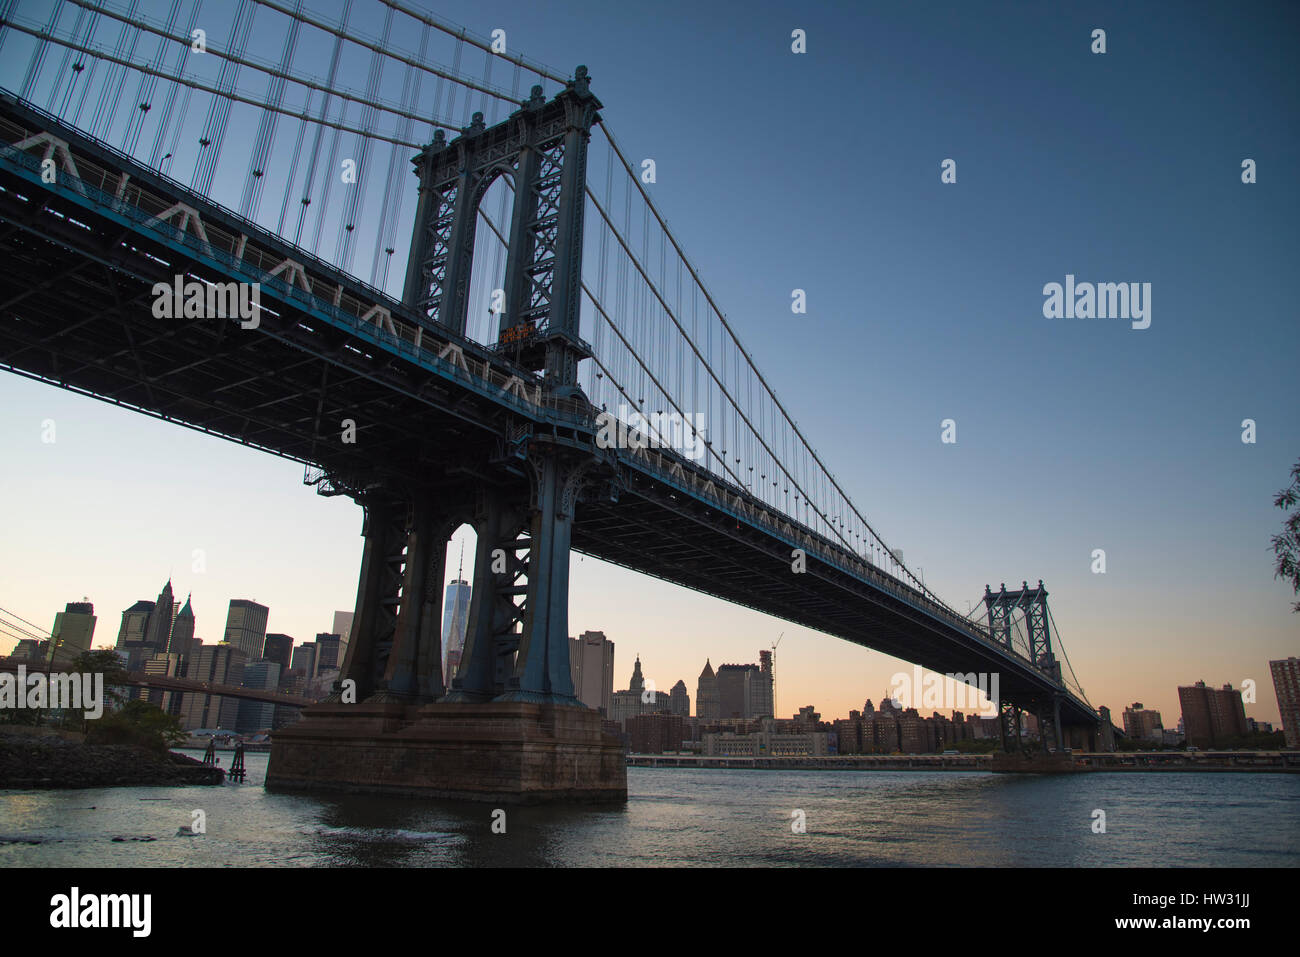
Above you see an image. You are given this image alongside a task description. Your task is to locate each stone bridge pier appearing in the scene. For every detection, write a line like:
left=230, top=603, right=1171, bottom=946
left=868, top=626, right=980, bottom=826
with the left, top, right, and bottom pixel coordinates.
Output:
left=266, top=454, right=626, bottom=804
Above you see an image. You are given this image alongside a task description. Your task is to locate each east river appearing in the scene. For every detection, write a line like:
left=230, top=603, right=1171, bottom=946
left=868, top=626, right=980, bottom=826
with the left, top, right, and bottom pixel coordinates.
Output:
left=2, top=750, right=1297, bottom=866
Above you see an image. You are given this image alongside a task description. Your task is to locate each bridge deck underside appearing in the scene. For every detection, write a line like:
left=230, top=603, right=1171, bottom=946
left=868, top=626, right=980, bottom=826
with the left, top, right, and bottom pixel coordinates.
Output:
left=0, top=172, right=503, bottom=494
left=575, top=488, right=1093, bottom=723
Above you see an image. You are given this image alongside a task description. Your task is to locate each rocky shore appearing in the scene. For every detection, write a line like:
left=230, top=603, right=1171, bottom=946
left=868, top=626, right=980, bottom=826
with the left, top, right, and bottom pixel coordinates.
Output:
left=0, top=729, right=224, bottom=788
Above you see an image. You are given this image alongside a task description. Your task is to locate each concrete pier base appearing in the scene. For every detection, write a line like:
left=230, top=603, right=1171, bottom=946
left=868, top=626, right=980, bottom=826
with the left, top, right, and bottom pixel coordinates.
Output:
left=991, top=751, right=1080, bottom=774
left=266, top=700, right=627, bottom=804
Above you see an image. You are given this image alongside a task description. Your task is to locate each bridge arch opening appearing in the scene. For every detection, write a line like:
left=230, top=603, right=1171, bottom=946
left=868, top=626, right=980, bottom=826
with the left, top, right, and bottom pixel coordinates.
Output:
left=440, top=523, right=477, bottom=686
left=463, top=172, right=513, bottom=348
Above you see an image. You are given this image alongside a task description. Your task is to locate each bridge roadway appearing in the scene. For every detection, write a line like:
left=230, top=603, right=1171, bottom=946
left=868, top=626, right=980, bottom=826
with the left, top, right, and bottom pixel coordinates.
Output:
left=0, top=93, right=1097, bottom=730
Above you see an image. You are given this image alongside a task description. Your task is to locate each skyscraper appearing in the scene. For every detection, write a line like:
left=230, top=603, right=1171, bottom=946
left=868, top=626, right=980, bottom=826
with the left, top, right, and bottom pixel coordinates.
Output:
left=143, top=652, right=185, bottom=715
left=716, top=656, right=775, bottom=720
left=716, top=664, right=753, bottom=719
left=179, top=644, right=247, bottom=730
left=569, top=630, right=615, bottom=715
left=314, top=633, right=343, bottom=674
left=167, top=594, right=195, bottom=657
left=291, top=641, right=318, bottom=680
left=331, top=611, right=354, bottom=650
left=144, top=579, right=176, bottom=651
left=756, top=649, right=775, bottom=718
left=696, top=659, right=719, bottom=719
left=442, top=574, right=471, bottom=682
left=1270, top=657, right=1300, bottom=750
left=50, top=601, right=96, bottom=659
left=238, top=659, right=282, bottom=733
left=115, top=600, right=154, bottom=648
left=262, top=633, right=294, bottom=675
left=669, top=679, right=690, bottom=717
left=223, top=600, right=269, bottom=660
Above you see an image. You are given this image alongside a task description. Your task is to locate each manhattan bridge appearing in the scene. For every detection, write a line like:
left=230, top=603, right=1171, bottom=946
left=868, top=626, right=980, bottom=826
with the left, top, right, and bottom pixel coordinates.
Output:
left=0, top=0, right=1106, bottom=797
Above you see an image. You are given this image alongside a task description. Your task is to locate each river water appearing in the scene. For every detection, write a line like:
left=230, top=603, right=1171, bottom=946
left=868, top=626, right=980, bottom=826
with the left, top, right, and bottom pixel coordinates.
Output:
left=2, top=750, right=1297, bottom=867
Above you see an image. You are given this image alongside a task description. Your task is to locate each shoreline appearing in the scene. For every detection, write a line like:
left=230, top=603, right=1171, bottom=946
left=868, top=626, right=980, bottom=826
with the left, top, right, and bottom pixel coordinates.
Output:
left=0, top=729, right=224, bottom=789
left=626, top=751, right=1300, bottom=773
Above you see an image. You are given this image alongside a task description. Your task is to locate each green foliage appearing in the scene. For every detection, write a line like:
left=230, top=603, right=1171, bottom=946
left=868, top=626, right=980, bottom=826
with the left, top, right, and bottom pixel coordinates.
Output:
left=1272, top=457, right=1300, bottom=613
left=0, top=704, right=43, bottom=726
left=69, top=649, right=130, bottom=707
left=86, top=700, right=187, bottom=754
left=948, top=738, right=999, bottom=753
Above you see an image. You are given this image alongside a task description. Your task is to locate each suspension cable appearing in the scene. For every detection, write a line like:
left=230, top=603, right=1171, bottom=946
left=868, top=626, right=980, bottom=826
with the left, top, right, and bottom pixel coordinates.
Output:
left=251, top=0, right=525, bottom=105
left=0, top=19, right=425, bottom=148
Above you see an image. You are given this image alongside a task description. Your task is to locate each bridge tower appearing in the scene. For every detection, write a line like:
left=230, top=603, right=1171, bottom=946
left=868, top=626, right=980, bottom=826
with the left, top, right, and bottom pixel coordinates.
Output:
left=271, top=69, right=624, bottom=802
left=331, top=69, right=604, bottom=708
left=984, top=580, right=1065, bottom=752
left=403, top=69, right=600, bottom=392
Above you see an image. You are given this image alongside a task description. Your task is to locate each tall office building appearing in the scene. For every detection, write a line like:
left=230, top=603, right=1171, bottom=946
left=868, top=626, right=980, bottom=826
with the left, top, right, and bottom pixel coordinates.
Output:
left=669, top=679, right=690, bottom=717
left=50, top=601, right=96, bottom=658
left=1270, top=657, right=1300, bottom=749
left=716, top=664, right=753, bottom=719
left=262, top=634, right=294, bottom=675
left=223, top=600, right=269, bottom=660
left=331, top=611, right=354, bottom=649
left=756, top=649, right=775, bottom=718
left=696, top=659, right=719, bottom=719
left=569, top=630, right=615, bottom=715
left=11, top=638, right=49, bottom=662
left=314, top=634, right=343, bottom=676
left=115, top=600, right=154, bottom=648
left=237, top=659, right=282, bottom=733
left=179, top=644, right=247, bottom=731
left=291, top=641, right=318, bottom=680
left=167, top=595, right=195, bottom=657
left=715, top=655, right=775, bottom=720
left=442, top=576, right=471, bottom=682
left=144, top=579, right=176, bottom=651
left=143, top=652, right=186, bottom=715
left=1178, top=680, right=1248, bottom=748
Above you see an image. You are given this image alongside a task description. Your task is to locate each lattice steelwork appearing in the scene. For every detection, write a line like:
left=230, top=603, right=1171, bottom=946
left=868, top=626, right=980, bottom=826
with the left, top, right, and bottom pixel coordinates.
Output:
left=1017, top=580, right=1060, bottom=680
left=514, top=128, right=563, bottom=335
left=984, top=583, right=1015, bottom=651
left=404, top=72, right=600, bottom=386
left=405, top=169, right=459, bottom=331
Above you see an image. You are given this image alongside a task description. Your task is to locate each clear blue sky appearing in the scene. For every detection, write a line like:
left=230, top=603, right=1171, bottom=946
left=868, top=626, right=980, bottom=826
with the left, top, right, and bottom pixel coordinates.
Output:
left=1, top=0, right=1296, bottom=726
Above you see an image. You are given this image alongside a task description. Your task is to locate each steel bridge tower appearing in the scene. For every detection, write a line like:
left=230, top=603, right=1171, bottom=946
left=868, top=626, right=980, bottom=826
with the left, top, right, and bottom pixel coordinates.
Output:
left=983, top=580, right=1066, bottom=752
left=326, top=70, right=603, bottom=709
